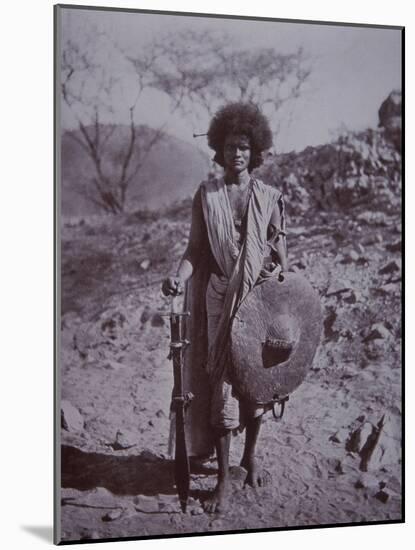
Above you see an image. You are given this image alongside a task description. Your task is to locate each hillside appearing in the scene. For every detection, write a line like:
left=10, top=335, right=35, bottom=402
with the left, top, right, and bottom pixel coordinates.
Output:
left=61, top=125, right=211, bottom=217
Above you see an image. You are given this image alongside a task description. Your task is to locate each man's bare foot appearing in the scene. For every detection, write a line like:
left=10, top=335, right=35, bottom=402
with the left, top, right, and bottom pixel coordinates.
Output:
left=240, top=456, right=271, bottom=488
left=203, top=478, right=231, bottom=513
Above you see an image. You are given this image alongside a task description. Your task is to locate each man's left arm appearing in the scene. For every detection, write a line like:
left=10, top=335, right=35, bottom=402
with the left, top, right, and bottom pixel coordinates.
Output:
left=268, top=196, right=288, bottom=271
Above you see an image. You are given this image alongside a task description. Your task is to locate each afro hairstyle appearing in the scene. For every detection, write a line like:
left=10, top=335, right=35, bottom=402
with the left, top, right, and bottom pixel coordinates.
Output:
left=207, top=102, right=273, bottom=172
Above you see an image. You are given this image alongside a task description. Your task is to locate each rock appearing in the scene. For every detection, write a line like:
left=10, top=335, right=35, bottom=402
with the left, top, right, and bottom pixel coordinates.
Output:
left=379, top=260, right=401, bottom=275
left=103, top=360, right=126, bottom=371
left=140, top=259, right=151, bottom=270
left=80, top=530, right=100, bottom=540
left=82, top=487, right=119, bottom=508
left=110, top=430, right=136, bottom=450
left=342, top=250, right=360, bottom=263
left=140, top=306, right=151, bottom=324
left=346, top=414, right=398, bottom=473
left=364, top=339, right=388, bottom=360
left=101, top=312, right=127, bottom=340
left=362, top=233, right=383, bottom=246
left=379, top=90, right=401, bottom=129
left=358, top=414, right=400, bottom=472
left=61, top=400, right=85, bottom=432
left=327, top=279, right=352, bottom=296
left=158, top=494, right=179, bottom=513
left=356, top=212, right=387, bottom=226
left=343, top=289, right=362, bottom=304
left=346, top=416, right=367, bottom=452
left=359, top=423, right=374, bottom=452
left=376, top=282, right=400, bottom=296
left=102, top=508, right=123, bottom=522
left=378, top=90, right=402, bottom=151
left=329, top=428, right=349, bottom=444
left=374, top=490, right=390, bottom=504
left=323, top=307, right=338, bottom=340
left=327, top=458, right=344, bottom=476
left=151, top=313, right=165, bottom=327
left=73, top=324, right=101, bottom=358
left=190, top=506, right=204, bottom=516
left=364, top=417, right=401, bottom=471
left=354, top=479, right=365, bottom=489
left=134, top=495, right=160, bottom=513
left=363, top=323, right=391, bottom=342
left=346, top=420, right=373, bottom=454
left=292, top=259, right=306, bottom=270
left=187, top=496, right=204, bottom=515
left=354, top=472, right=381, bottom=491
left=386, top=239, right=402, bottom=253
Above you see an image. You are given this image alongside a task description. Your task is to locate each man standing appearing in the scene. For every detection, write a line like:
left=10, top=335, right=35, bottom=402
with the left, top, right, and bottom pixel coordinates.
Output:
left=162, top=102, right=288, bottom=512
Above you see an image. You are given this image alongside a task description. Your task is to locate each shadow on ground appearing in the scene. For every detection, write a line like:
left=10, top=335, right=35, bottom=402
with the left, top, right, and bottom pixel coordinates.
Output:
left=62, top=445, right=178, bottom=496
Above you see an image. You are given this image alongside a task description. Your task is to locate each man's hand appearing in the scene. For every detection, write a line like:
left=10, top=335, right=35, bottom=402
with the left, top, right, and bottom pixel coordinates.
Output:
left=161, top=276, right=184, bottom=297
left=259, top=262, right=279, bottom=278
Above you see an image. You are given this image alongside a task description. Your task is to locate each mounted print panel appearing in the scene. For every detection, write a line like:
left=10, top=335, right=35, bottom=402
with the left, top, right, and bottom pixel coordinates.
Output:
left=54, top=4, right=403, bottom=545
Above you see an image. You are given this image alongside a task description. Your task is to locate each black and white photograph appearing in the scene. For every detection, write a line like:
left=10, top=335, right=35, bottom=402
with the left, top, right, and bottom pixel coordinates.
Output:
left=54, top=4, right=403, bottom=545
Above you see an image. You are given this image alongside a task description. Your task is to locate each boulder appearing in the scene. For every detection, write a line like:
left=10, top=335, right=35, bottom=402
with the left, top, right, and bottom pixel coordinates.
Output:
left=102, top=508, right=123, bottom=522
left=133, top=495, right=160, bottom=513
left=343, top=289, right=362, bottom=304
left=379, top=260, right=401, bottom=275
left=374, top=490, right=390, bottom=504
left=326, top=279, right=352, bottom=296
left=386, top=239, right=402, bottom=253
left=363, top=323, right=392, bottom=342
left=378, top=90, right=402, bottom=151
left=151, top=313, right=165, bottom=327
left=110, top=430, right=136, bottom=450
left=346, top=417, right=373, bottom=454
left=61, top=400, right=84, bottom=432
left=140, top=306, right=151, bottom=324
left=329, top=428, right=350, bottom=444
left=101, top=312, right=127, bottom=341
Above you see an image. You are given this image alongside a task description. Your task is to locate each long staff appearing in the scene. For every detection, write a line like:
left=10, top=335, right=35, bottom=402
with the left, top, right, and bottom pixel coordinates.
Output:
left=169, top=295, right=192, bottom=512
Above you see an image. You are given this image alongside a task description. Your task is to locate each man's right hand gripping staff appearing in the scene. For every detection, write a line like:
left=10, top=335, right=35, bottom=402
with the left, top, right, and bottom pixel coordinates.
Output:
left=162, top=276, right=184, bottom=297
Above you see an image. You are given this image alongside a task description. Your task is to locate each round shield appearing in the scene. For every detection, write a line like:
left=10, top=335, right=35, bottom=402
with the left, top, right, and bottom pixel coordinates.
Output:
left=230, top=272, right=322, bottom=404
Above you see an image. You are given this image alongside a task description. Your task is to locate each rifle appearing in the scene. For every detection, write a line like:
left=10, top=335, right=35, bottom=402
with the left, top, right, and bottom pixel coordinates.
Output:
left=168, top=295, right=193, bottom=513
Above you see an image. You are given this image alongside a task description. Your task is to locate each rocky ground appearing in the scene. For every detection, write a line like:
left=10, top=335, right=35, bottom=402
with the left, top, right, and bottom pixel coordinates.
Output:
left=59, top=195, right=402, bottom=542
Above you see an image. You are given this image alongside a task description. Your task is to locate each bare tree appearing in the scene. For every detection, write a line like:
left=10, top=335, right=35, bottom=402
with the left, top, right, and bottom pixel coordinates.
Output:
left=61, top=28, right=171, bottom=214
left=149, top=29, right=311, bottom=137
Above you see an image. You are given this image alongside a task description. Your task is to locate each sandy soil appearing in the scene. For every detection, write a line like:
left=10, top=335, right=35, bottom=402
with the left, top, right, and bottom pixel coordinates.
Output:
left=58, top=206, right=402, bottom=543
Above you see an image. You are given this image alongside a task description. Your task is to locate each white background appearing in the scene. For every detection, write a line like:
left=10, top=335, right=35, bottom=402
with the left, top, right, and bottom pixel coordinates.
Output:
left=1, top=0, right=411, bottom=548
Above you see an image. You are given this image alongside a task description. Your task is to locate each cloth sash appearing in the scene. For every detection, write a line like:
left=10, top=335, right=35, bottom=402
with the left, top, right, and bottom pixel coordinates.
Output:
left=200, top=177, right=281, bottom=384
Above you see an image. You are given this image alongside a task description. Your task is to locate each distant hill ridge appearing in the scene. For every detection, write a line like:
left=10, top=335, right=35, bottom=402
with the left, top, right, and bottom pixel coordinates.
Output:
left=61, top=124, right=211, bottom=217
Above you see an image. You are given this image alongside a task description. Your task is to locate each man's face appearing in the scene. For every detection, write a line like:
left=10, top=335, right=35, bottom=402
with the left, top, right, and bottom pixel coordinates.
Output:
left=223, top=134, right=251, bottom=174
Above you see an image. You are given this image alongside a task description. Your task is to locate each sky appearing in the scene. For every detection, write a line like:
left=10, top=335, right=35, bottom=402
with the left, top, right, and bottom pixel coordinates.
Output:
left=58, top=7, right=402, bottom=154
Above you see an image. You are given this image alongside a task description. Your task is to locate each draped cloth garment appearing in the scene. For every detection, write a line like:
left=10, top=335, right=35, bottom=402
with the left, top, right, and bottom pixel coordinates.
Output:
left=169, top=177, right=284, bottom=457
left=201, top=177, right=283, bottom=384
